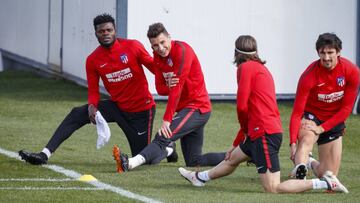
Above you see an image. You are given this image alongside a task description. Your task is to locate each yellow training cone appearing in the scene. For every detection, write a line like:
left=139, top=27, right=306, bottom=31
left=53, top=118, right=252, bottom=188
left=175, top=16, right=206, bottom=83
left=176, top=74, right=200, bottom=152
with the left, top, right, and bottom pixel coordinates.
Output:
left=78, top=174, right=97, bottom=182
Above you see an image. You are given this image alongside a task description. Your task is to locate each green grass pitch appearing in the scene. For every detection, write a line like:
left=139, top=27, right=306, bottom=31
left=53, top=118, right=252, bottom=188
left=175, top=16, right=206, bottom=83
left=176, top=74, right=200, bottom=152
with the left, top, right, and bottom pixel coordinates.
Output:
left=0, top=70, right=359, bottom=202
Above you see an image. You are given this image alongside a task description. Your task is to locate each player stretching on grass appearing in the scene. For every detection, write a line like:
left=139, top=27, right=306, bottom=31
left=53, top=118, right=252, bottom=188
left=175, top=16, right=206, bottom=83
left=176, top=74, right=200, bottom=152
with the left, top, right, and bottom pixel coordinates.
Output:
left=18, top=14, right=171, bottom=165
left=289, top=33, right=359, bottom=184
left=178, top=35, right=348, bottom=193
left=113, top=23, right=225, bottom=172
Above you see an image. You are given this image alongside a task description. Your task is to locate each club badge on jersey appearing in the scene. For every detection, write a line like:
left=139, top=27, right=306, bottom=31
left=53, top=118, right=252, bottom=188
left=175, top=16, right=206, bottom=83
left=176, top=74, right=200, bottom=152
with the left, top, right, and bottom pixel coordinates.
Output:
left=337, top=76, right=345, bottom=87
left=167, top=58, right=173, bottom=67
left=120, top=54, right=128, bottom=64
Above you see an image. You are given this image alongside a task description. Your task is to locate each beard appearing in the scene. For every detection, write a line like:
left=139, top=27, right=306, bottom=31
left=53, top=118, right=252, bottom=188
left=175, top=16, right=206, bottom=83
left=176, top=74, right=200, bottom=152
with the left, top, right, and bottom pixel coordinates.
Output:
left=98, top=37, right=115, bottom=48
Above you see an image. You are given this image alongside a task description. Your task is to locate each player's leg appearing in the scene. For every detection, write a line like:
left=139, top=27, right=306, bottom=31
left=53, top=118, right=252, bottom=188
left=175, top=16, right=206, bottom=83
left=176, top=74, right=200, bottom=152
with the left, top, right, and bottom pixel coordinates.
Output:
left=116, top=106, right=156, bottom=156
left=114, top=108, right=201, bottom=171
left=315, top=137, right=342, bottom=177
left=292, top=118, right=318, bottom=179
left=272, top=169, right=348, bottom=193
left=261, top=171, right=315, bottom=193
left=178, top=146, right=249, bottom=187
left=180, top=125, right=225, bottom=167
left=257, top=133, right=327, bottom=193
left=143, top=108, right=204, bottom=165
left=45, top=99, right=120, bottom=153
left=19, top=102, right=94, bottom=164
left=311, top=122, right=345, bottom=177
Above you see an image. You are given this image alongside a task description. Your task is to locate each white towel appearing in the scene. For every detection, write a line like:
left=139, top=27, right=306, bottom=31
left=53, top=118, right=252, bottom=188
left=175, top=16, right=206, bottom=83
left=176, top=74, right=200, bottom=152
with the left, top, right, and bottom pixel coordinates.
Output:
left=95, top=111, right=111, bottom=149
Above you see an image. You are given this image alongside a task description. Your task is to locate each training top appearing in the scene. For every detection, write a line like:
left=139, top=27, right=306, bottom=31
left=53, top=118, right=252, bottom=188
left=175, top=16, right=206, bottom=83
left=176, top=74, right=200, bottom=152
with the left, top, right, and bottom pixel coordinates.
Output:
left=154, top=40, right=211, bottom=122
left=232, top=61, right=283, bottom=146
left=289, top=57, right=360, bottom=144
left=86, top=38, right=155, bottom=112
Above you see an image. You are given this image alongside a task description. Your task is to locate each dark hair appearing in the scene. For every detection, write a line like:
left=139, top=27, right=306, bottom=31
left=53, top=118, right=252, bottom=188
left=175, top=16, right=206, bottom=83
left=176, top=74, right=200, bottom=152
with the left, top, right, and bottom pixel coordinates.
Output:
left=147, top=23, right=169, bottom=38
left=233, top=35, right=265, bottom=66
left=316, top=33, right=342, bottom=52
left=93, top=13, right=115, bottom=31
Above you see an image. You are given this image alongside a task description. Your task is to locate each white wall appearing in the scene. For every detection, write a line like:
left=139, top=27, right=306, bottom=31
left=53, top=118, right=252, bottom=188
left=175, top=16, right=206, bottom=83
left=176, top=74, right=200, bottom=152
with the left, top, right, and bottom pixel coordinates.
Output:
left=127, top=0, right=357, bottom=95
left=62, top=0, right=116, bottom=79
left=0, top=0, right=49, bottom=64
left=48, top=0, right=62, bottom=68
left=0, top=0, right=357, bottom=95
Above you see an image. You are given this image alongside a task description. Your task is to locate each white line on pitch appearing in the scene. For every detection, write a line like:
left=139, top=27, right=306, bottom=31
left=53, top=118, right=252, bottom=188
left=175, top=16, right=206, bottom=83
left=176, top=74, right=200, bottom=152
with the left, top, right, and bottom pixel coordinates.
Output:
left=0, top=147, right=162, bottom=203
left=0, top=187, right=104, bottom=190
left=0, top=178, right=75, bottom=182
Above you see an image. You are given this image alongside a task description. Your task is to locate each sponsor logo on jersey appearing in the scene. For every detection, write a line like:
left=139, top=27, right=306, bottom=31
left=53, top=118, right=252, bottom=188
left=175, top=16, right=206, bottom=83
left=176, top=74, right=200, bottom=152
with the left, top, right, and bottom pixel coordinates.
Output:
left=167, top=58, right=173, bottom=67
left=318, top=90, right=344, bottom=103
left=106, top=68, right=133, bottom=82
left=336, top=76, right=345, bottom=87
left=120, top=54, right=128, bottom=64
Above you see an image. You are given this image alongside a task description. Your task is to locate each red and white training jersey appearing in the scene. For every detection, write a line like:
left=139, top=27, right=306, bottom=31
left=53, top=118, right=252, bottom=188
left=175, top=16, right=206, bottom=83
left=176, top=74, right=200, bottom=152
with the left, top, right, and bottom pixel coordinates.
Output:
left=232, top=61, right=283, bottom=146
left=289, top=57, right=360, bottom=144
left=86, top=38, right=155, bottom=112
left=153, top=40, right=211, bottom=122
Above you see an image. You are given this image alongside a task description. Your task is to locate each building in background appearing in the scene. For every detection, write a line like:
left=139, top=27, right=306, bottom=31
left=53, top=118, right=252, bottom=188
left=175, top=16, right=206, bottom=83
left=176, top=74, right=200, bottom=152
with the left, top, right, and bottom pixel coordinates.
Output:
left=0, top=0, right=358, bottom=106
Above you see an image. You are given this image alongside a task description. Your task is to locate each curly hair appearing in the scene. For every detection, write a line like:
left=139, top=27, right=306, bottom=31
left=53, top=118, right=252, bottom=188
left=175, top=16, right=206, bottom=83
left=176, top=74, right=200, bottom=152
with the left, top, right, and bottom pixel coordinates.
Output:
left=93, top=13, right=115, bottom=31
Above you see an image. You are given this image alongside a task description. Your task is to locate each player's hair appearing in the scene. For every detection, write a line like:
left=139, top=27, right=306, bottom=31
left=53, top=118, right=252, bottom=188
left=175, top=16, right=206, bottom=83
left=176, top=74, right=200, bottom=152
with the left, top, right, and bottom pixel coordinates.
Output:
left=93, top=13, right=115, bottom=31
left=234, top=35, right=265, bottom=66
left=316, top=33, right=342, bottom=52
left=147, top=23, right=169, bottom=38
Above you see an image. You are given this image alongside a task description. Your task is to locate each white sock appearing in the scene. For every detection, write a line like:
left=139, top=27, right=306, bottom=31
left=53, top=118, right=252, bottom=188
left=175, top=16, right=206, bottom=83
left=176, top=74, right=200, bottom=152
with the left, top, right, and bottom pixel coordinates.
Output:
left=197, top=170, right=210, bottom=182
left=128, top=154, right=145, bottom=170
left=41, top=148, right=51, bottom=158
left=312, top=179, right=328, bottom=190
left=166, top=147, right=173, bottom=157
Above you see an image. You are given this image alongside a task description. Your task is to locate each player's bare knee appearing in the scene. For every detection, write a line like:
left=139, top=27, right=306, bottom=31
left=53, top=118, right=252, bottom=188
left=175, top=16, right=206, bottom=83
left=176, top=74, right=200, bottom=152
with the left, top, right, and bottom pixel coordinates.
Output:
left=263, top=184, right=278, bottom=193
left=298, top=134, right=315, bottom=151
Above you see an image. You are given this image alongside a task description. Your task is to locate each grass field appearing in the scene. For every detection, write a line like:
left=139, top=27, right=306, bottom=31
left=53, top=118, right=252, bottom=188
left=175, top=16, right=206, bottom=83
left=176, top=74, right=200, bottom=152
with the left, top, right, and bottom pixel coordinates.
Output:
left=0, top=70, right=359, bottom=203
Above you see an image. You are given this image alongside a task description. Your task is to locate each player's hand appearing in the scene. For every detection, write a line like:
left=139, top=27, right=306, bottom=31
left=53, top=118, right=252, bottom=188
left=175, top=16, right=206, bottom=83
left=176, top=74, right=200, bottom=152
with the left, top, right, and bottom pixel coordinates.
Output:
left=225, top=146, right=236, bottom=161
left=290, top=143, right=297, bottom=163
left=301, top=119, right=324, bottom=135
left=168, top=77, right=179, bottom=88
left=165, top=74, right=179, bottom=88
left=88, top=104, right=97, bottom=124
left=158, top=121, right=172, bottom=138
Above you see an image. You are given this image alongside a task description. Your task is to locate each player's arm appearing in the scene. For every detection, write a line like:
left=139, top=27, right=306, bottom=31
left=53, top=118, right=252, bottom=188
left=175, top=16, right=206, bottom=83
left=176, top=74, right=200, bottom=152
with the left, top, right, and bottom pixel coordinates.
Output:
left=289, top=75, right=312, bottom=145
left=289, top=73, right=312, bottom=161
left=321, top=67, right=360, bottom=131
left=225, top=129, right=245, bottom=161
left=163, top=44, right=191, bottom=123
left=232, top=128, right=245, bottom=147
left=85, top=57, right=100, bottom=124
left=236, top=64, right=252, bottom=134
left=154, top=65, right=170, bottom=95
left=133, top=40, right=155, bottom=74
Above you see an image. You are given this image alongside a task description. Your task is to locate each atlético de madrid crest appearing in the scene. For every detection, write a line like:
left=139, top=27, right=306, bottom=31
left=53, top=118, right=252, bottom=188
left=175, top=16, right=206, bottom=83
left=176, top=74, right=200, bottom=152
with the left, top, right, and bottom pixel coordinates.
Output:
left=336, top=76, right=345, bottom=87
left=167, top=58, right=173, bottom=67
left=120, top=54, right=128, bottom=64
